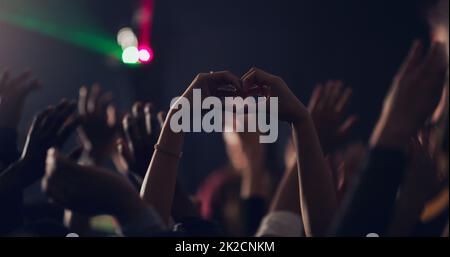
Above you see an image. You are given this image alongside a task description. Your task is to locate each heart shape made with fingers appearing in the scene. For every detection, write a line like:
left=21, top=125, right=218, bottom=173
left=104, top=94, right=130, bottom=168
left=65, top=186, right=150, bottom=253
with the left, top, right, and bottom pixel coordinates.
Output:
left=214, top=78, right=271, bottom=99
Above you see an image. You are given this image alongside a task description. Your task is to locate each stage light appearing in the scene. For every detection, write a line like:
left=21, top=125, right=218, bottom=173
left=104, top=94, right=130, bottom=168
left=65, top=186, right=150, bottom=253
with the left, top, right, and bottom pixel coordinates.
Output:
left=138, top=47, right=154, bottom=63
left=122, top=46, right=140, bottom=64
left=117, top=27, right=138, bottom=49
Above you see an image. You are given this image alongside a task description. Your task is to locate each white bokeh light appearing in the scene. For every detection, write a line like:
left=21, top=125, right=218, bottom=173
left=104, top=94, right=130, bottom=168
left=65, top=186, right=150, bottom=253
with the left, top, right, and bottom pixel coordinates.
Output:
left=117, top=27, right=138, bottom=49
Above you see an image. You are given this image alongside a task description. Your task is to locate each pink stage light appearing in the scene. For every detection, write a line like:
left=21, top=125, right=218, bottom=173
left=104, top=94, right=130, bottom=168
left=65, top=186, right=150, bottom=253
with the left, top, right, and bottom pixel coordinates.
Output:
left=138, top=47, right=154, bottom=63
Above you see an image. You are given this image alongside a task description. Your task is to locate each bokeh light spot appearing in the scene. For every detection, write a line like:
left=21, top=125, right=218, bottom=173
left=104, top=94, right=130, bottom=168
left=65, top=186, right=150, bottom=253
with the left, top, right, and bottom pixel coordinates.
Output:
left=122, top=46, right=140, bottom=64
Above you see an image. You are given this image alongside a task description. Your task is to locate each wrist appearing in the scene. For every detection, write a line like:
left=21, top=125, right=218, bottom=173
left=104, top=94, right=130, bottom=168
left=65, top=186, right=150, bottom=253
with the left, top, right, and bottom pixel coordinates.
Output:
left=370, top=116, right=415, bottom=149
left=158, top=111, right=185, bottom=152
left=291, top=100, right=310, bottom=123
left=292, top=114, right=313, bottom=129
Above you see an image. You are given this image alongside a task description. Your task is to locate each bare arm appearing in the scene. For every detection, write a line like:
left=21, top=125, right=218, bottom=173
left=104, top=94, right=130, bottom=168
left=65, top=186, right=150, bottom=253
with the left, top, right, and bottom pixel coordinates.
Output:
left=140, top=109, right=184, bottom=225
left=292, top=117, right=338, bottom=236
left=140, top=71, right=242, bottom=225
left=241, top=67, right=338, bottom=237
left=269, top=163, right=301, bottom=215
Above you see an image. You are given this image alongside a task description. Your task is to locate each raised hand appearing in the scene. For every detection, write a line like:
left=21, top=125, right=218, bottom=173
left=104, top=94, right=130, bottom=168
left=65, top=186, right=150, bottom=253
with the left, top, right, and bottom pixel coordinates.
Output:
left=20, top=100, right=78, bottom=184
left=330, top=142, right=366, bottom=199
left=240, top=68, right=337, bottom=236
left=141, top=71, right=242, bottom=225
left=118, top=102, right=161, bottom=177
left=177, top=71, right=242, bottom=104
left=223, top=130, right=272, bottom=200
left=308, top=81, right=358, bottom=154
left=371, top=41, right=449, bottom=148
left=78, top=84, right=119, bottom=162
left=0, top=69, right=42, bottom=128
left=42, top=148, right=150, bottom=226
left=241, top=67, right=309, bottom=123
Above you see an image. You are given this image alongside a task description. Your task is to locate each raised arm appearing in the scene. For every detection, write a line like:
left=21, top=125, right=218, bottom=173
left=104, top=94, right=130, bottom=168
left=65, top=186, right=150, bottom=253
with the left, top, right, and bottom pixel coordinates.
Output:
left=241, top=67, right=338, bottom=237
left=308, top=80, right=357, bottom=155
left=330, top=41, right=448, bottom=236
left=0, top=101, right=77, bottom=234
left=0, top=101, right=78, bottom=194
left=140, top=71, right=242, bottom=225
left=0, top=69, right=41, bottom=234
left=77, top=85, right=119, bottom=164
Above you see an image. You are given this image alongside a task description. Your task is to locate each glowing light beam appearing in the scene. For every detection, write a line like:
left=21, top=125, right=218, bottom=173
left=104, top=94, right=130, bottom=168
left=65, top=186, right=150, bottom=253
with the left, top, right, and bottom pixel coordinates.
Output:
left=0, top=11, right=122, bottom=59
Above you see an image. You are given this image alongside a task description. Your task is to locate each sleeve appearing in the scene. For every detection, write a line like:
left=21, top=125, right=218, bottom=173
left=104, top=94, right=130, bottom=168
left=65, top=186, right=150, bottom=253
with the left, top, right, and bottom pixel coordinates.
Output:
left=329, top=147, right=407, bottom=237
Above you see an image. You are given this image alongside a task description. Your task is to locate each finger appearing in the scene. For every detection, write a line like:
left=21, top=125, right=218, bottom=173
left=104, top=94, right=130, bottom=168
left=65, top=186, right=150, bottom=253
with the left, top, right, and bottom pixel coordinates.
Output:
left=78, top=86, right=89, bottom=116
left=97, top=91, right=113, bottom=120
left=144, top=103, right=155, bottom=136
left=318, top=80, right=334, bottom=110
left=55, top=115, right=81, bottom=148
left=25, top=79, right=43, bottom=94
left=45, top=147, right=60, bottom=177
left=399, top=40, right=424, bottom=75
left=42, top=158, right=58, bottom=199
left=241, top=67, right=257, bottom=79
left=10, top=69, right=32, bottom=89
left=335, top=87, right=353, bottom=114
left=212, top=71, right=241, bottom=88
left=307, top=84, right=323, bottom=111
left=329, top=81, right=344, bottom=107
left=122, top=114, right=141, bottom=151
left=44, top=148, right=77, bottom=185
left=106, top=104, right=117, bottom=128
left=241, top=68, right=275, bottom=96
left=242, top=68, right=264, bottom=90
left=54, top=100, right=76, bottom=123
left=132, top=102, right=148, bottom=139
left=338, top=115, right=358, bottom=139
left=208, top=71, right=242, bottom=95
left=47, top=100, right=77, bottom=134
left=157, top=111, right=167, bottom=127
left=117, top=137, right=134, bottom=166
left=30, top=107, right=54, bottom=135
left=215, top=84, right=241, bottom=97
left=87, top=84, right=101, bottom=114
left=36, top=106, right=56, bottom=128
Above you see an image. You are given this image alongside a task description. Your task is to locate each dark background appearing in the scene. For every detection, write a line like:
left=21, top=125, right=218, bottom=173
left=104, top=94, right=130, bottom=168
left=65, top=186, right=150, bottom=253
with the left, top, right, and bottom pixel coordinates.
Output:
left=0, top=0, right=430, bottom=192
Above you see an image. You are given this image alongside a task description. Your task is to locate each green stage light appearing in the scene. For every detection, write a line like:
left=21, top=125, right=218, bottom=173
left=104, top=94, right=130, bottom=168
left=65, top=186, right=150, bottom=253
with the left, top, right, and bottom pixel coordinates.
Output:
left=122, top=46, right=140, bottom=64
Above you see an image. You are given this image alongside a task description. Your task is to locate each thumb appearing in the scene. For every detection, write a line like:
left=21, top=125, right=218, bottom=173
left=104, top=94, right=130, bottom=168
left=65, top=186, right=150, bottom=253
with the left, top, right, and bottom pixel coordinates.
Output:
left=157, top=111, right=167, bottom=128
left=24, top=79, right=43, bottom=95
left=117, top=138, right=134, bottom=165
